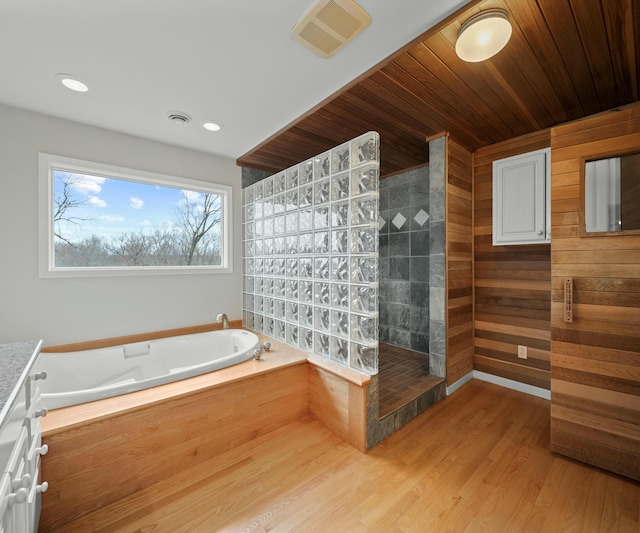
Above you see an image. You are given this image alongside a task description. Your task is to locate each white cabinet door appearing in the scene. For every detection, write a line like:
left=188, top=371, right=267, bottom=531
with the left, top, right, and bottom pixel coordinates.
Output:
left=493, top=148, right=550, bottom=245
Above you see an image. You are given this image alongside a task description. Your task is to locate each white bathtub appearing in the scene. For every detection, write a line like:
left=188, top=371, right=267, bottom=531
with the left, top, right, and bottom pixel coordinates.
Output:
left=34, top=329, right=260, bottom=409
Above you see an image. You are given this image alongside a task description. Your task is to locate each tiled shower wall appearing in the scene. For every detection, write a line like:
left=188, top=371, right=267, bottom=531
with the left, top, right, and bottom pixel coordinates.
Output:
left=242, top=132, right=380, bottom=375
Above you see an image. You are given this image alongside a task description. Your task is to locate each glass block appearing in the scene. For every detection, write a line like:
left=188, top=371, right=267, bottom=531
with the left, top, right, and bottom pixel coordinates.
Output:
left=332, top=142, right=350, bottom=174
left=275, top=278, right=286, bottom=298
left=299, top=184, right=313, bottom=208
left=299, top=327, right=314, bottom=352
left=351, top=257, right=378, bottom=283
left=245, top=311, right=254, bottom=329
left=314, top=207, right=329, bottom=230
left=300, top=159, right=314, bottom=185
left=331, top=283, right=349, bottom=309
left=253, top=180, right=264, bottom=200
left=285, top=190, right=298, bottom=211
left=330, top=336, right=349, bottom=364
left=349, top=342, right=377, bottom=374
left=300, top=280, right=313, bottom=303
left=264, top=277, right=273, bottom=295
left=314, top=282, right=330, bottom=306
left=331, top=201, right=349, bottom=227
left=299, top=233, right=313, bottom=254
left=314, top=257, right=329, bottom=279
left=263, top=176, right=273, bottom=197
left=254, top=276, right=264, bottom=294
left=286, top=212, right=298, bottom=233
left=274, top=215, right=285, bottom=235
left=264, top=258, right=273, bottom=277
left=331, top=256, right=349, bottom=281
left=299, top=257, right=313, bottom=278
left=299, top=303, right=314, bottom=327
left=314, top=179, right=330, bottom=205
left=314, top=231, right=329, bottom=254
left=254, top=314, right=263, bottom=333
left=350, top=284, right=377, bottom=313
left=286, top=280, right=298, bottom=300
left=263, top=238, right=273, bottom=256
left=331, top=172, right=350, bottom=201
left=244, top=186, right=254, bottom=205
left=252, top=239, right=261, bottom=258
left=263, top=217, right=273, bottom=236
left=246, top=294, right=254, bottom=311
left=350, top=227, right=377, bottom=254
left=286, top=301, right=298, bottom=323
left=286, top=324, right=299, bottom=346
left=286, top=258, right=298, bottom=277
left=274, top=236, right=286, bottom=255
left=299, top=209, right=313, bottom=232
left=286, top=166, right=299, bottom=189
left=286, top=235, right=298, bottom=254
left=314, top=306, right=330, bottom=332
left=331, top=310, right=349, bottom=337
left=314, top=332, right=330, bottom=357
left=351, top=195, right=378, bottom=226
left=273, top=172, right=286, bottom=194
left=275, top=320, right=286, bottom=340
left=254, top=219, right=263, bottom=238
left=246, top=259, right=254, bottom=275
left=264, top=296, right=274, bottom=316
left=274, top=299, right=285, bottom=319
left=273, top=194, right=285, bottom=215
left=264, top=316, right=274, bottom=336
left=254, top=258, right=263, bottom=276
left=254, top=295, right=264, bottom=313
left=351, top=314, right=378, bottom=343
left=314, top=152, right=331, bottom=179
left=254, top=201, right=263, bottom=220
left=245, top=222, right=254, bottom=240
left=245, top=240, right=255, bottom=257
left=350, top=164, right=379, bottom=196
left=245, top=276, right=254, bottom=294
left=331, top=229, right=348, bottom=254
left=263, top=197, right=273, bottom=218
left=246, top=203, right=255, bottom=222
left=351, top=132, right=379, bottom=166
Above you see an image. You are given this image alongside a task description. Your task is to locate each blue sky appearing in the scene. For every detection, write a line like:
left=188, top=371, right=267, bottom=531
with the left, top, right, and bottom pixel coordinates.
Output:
left=53, top=170, right=210, bottom=242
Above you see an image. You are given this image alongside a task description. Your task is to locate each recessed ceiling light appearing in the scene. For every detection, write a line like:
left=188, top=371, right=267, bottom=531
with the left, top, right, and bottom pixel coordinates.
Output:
left=55, top=73, right=91, bottom=92
left=455, top=9, right=512, bottom=62
left=202, top=121, right=222, bottom=132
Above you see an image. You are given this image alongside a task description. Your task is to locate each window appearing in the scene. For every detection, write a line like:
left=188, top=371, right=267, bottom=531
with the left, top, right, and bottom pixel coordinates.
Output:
left=39, top=153, right=232, bottom=277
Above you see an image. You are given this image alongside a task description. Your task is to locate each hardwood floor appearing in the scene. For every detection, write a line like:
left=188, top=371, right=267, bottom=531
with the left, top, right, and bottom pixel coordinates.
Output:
left=52, top=380, right=640, bottom=533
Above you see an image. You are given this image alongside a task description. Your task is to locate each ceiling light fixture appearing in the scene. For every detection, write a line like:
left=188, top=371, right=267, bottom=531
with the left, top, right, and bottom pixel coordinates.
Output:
left=455, top=9, right=512, bottom=62
left=202, top=121, right=222, bottom=132
left=55, top=73, right=90, bottom=93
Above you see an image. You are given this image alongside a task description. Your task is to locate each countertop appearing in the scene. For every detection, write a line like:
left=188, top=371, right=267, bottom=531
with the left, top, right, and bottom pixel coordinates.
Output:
left=0, top=340, right=43, bottom=428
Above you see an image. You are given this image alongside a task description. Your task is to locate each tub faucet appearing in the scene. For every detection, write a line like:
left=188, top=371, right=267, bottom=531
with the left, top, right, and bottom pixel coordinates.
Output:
left=216, top=313, right=230, bottom=329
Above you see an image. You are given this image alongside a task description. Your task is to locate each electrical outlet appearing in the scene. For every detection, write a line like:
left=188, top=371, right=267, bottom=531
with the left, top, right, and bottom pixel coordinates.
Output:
left=517, top=345, right=527, bottom=359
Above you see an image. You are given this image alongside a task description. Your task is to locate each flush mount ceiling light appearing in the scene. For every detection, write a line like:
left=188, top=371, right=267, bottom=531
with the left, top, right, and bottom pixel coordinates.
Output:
left=455, top=9, right=512, bottom=62
left=291, top=0, right=371, bottom=58
left=167, top=111, right=191, bottom=127
left=55, top=73, right=91, bottom=93
left=202, top=121, right=222, bottom=132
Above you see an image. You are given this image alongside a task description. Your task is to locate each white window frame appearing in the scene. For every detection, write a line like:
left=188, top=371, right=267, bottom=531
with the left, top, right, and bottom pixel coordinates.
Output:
left=38, top=153, right=233, bottom=278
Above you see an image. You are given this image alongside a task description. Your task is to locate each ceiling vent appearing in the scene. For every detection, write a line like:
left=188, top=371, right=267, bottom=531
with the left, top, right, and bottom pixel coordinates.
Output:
left=291, top=0, right=371, bottom=58
left=167, top=112, right=191, bottom=127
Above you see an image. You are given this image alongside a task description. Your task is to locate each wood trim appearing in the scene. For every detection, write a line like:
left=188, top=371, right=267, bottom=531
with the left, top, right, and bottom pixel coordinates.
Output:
left=41, top=320, right=244, bottom=353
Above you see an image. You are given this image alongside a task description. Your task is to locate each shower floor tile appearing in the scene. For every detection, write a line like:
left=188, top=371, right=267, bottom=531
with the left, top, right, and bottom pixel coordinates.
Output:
left=378, top=343, right=443, bottom=417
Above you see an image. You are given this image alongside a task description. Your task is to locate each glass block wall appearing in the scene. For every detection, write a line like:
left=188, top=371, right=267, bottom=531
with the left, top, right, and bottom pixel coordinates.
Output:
left=242, top=132, right=380, bottom=375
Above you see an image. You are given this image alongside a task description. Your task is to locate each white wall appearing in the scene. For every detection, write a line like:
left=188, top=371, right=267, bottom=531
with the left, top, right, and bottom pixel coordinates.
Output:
left=0, top=104, right=242, bottom=346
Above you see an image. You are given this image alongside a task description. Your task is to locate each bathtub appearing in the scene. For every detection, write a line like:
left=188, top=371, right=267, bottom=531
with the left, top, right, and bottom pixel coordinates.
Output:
left=34, top=329, right=260, bottom=409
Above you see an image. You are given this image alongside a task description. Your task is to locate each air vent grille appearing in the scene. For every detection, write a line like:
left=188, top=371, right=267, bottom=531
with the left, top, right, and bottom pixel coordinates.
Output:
left=291, top=0, right=371, bottom=58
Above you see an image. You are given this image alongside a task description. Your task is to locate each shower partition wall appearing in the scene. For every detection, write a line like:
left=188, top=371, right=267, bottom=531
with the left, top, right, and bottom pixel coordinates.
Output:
left=242, top=132, right=380, bottom=375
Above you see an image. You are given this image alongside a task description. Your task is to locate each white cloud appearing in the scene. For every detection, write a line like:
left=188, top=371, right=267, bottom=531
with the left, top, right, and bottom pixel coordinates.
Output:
left=97, top=215, right=125, bottom=222
left=87, top=196, right=107, bottom=208
left=68, top=173, right=106, bottom=195
left=181, top=190, right=202, bottom=204
left=140, top=220, right=152, bottom=227
left=130, top=196, right=144, bottom=209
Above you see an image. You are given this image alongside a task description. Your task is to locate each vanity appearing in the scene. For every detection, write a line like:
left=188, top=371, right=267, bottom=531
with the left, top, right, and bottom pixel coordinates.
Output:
left=0, top=341, right=49, bottom=532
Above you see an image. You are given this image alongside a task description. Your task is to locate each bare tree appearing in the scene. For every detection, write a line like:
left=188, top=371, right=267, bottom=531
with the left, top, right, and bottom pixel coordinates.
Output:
left=175, top=192, right=221, bottom=265
left=53, top=174, right=93, bottom=246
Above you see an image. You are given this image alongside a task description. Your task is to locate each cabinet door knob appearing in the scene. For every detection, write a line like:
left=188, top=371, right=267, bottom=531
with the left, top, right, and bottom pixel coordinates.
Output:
left=33, top=371, right=47, bottom=381
left=37, top=482, right=49, bottom=494
left=11, top=474, right=31, bottom=491
left=34, top=408, right=48, bottom=419
left=536, top=229, right=543, bottom=235
left=36, top=444, right=49, bottom=456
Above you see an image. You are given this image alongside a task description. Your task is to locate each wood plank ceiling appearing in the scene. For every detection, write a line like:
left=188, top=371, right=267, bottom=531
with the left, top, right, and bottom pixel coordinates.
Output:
left=237, top=0, right=639, bottom=177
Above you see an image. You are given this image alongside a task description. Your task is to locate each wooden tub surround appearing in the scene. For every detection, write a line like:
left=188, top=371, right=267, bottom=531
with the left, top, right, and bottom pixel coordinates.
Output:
left=38, top=326, right=370, bottom=532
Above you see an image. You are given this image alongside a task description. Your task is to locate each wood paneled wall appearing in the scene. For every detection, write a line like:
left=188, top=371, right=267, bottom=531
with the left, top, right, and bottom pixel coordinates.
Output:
left=549, top=103, right=640, bottom=481
left=473, top=130, right=552, bottom=389
left=446, top=136, right=474, bottom=385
